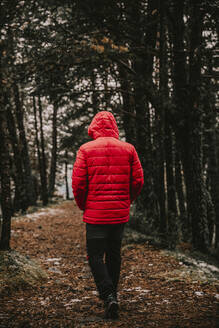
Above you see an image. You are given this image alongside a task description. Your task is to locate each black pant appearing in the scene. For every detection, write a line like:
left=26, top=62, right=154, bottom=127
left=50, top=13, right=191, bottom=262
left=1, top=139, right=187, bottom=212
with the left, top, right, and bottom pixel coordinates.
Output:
left=86, top=223, right=125, bottom=301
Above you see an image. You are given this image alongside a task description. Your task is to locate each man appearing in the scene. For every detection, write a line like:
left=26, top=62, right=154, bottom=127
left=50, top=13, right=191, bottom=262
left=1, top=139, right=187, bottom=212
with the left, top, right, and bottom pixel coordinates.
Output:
left=72, top=111, right=143, bottom=319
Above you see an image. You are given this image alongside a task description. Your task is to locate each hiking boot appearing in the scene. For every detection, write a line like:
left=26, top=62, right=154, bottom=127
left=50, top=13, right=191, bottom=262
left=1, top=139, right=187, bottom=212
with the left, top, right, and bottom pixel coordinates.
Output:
left=104, top=293, right=119, bottom=319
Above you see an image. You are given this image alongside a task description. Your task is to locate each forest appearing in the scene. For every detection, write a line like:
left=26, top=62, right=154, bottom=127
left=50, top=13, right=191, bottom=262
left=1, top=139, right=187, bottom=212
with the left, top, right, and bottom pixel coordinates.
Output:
left=0, top=0, right=218, bottom=255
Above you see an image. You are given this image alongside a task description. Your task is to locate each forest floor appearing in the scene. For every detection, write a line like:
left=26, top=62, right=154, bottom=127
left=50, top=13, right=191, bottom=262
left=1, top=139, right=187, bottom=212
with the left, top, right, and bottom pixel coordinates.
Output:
left=0, top=201, right=219, bottom=328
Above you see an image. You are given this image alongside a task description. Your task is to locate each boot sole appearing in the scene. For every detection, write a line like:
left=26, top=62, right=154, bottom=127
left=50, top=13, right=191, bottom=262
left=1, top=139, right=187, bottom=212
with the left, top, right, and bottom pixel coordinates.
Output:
left=105, top=301, right=119, bottom=319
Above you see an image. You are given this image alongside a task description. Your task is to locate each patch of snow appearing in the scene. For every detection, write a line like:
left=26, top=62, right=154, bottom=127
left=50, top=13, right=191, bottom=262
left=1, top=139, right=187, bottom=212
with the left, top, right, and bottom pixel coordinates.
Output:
left=123, top=287, right=150, bottom=293
left=164, top=250, right=219, bottom=283
left=18, top=208, right=65, bottom=221
left=48, top=267, right=62, bottom=274
left=64, top=299, right=82, bottom=306
left=163, top=299, right=170, bottom=304
left=0, top=314, right=10, bottom=318
left=194, top=291, right=204, bottom=296
left=137, top=288, right=150, bottom=293
left=199, top=262, right=219, bottom=273
left=182, top=256, right=218, bottom=275
left=134, top=287, right=142, bottom=291
left=46, top=258, right=62, bottom=262
left=40, top=298, right=49, bottom=306
left=124, top=274, right=134, bottom=279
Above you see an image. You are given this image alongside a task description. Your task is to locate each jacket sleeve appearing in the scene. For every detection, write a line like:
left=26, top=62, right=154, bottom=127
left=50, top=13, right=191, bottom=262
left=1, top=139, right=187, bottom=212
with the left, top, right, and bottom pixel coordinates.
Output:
left=72, top=148, right=88, bottom=211
left=130, top=147, right=144, bottom=202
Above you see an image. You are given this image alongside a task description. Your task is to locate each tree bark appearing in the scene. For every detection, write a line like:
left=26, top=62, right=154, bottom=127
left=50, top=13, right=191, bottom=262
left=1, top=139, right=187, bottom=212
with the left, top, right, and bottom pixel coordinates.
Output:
left=91, top=70, right=99, bottom=115
left=0, top=110, right=12, bottom=250
left=204, top=59, right=219, bottom=249
left=6, top=103, right=28, bottom=212
left=165, top=124, right=178, bottom=245
left=64, top=151, right=70, bottom=200
left=175, top=150, right=188, bottom=240
left=13, top=84, right=36, bottom=206
left=49, top=101, right=58, bottom=197
left=208, top=126, right=219, bottom=248
left=38, top=96, right=48, bottom=205
left=131, top=0, right=160, bottom=229
left=0, top=46, right=12, bottom=250
left=171, top=0, right=209, bottom=251
left=118, top=65, right=136, bottom=145
left=157, top=0, right=167, bottom=234
left=33, top=96, right=43, bottom=197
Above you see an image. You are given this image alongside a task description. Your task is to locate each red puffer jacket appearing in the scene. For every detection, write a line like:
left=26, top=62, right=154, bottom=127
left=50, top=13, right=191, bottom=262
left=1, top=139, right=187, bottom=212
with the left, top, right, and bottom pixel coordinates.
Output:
left=72, top=111, right=144, bottom=224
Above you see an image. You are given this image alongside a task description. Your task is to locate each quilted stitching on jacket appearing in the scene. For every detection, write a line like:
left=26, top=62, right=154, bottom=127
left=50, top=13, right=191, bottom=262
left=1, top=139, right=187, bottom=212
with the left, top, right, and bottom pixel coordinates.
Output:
left=72, top=111, right=144, bottom=224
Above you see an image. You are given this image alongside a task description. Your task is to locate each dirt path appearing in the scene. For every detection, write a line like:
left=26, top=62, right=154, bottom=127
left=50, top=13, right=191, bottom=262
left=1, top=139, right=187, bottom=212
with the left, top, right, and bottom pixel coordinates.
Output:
left=0, top=201, right=218, bottom=328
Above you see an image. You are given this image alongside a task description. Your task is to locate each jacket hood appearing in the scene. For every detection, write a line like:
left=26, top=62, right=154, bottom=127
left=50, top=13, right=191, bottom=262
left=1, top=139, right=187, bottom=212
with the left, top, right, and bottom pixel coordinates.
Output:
left=88, top=111, right=119, bottom=140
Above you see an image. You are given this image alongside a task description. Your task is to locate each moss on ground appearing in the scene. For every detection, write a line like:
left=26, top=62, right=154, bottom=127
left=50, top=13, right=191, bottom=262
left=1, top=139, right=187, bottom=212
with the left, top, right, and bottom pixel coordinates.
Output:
left=0, top=250, right=47, bottom=294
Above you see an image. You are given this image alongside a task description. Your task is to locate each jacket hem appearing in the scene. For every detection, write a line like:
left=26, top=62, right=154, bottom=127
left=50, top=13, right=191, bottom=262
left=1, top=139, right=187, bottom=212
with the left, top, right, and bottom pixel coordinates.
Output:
left=83, top=218, right=129, bottom=224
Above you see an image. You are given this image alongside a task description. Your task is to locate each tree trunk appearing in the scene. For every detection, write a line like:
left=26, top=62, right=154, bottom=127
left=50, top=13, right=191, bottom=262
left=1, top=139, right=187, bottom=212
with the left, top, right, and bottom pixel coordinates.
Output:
left=13, top=83, right=36, bottom=206
left=103, top=70, right=111, bottom=109
left=165, top=124, right=178, bottom=246
left=6, top=103, right=28, bottom=212
left=118, top=65, right=136, bottom=145
left=208, top=126, right=219, bottom=248
left=175, top=150, right=188, bottom=240
left=171, top=0, right=209, bottom=251
left=186, top=0, right=209, bottom=251
left=33, top=96, right=47, bottom=205
left=132, top=0, right=160, bottom=230
left=91, top=71, right=99, bottom=115
left=156, top=121, right=166, bottom=234
left=0, top=34, right=15, bottom=249
left=38, top=96, right=48, bottom=205
left=204, top=59, right=219, bottom=249
left=0, top=84, right=12, bottom=251
left=0, top=113, right=12, bottom=250
left=157, top=0, right=167, bottom=234
left=64, top=151, right=70, bottom=200
left=48, top=101, right=58, bottom=197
